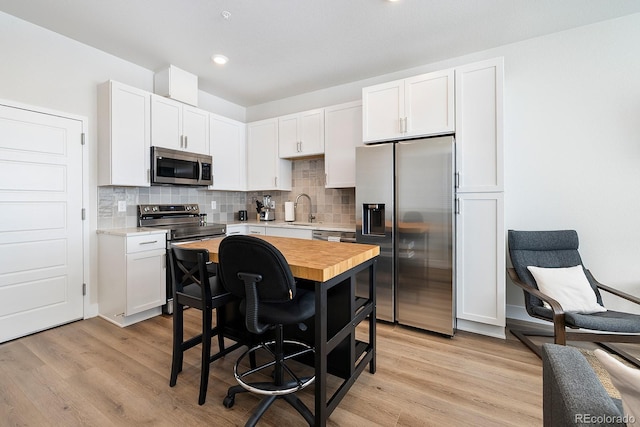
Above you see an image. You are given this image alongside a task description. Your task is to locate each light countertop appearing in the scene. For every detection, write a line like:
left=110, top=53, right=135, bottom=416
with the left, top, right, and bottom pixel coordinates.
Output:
left=96, top=227, right=169, bottom=237
left=225, top=220, right=355, bottom=233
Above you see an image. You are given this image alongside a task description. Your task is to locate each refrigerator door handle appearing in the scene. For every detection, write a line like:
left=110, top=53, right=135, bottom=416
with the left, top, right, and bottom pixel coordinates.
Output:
left=455, top=197, right=460, bottom=214
left=455, top=172, right=460, bottom=188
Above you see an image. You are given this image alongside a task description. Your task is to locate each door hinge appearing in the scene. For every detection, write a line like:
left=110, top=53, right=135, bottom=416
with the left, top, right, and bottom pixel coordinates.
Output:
left=82, top=283, right=87, bottom=296
left=81, top=208, right=86, bottom=220
left=81, top=133, right=86, bottom=145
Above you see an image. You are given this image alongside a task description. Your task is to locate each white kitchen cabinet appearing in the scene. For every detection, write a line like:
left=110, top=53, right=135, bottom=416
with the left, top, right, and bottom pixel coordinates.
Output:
left=278, top=108, right=324, bottom=158
left=210, top=114, right=246, bottom=191
left=97, top=80, right=150, bottom=187
left=248, top=225, right=266, bottom=236
left=362, top=69, right=454, bottom=143
left=151, top=94, right=209, bottom=154
left=455, top=58, right=504, bottom=193
left=455, top=192, right=505, bottom=338
left=226, top=224, right=249, bottom=236
left=324, top=101, right=363, bottom=188
left=265, top=227, right=313, bottom=240
left=98, top=231, right=167, bottom=327
left=247, top=118, right=292, bottom=191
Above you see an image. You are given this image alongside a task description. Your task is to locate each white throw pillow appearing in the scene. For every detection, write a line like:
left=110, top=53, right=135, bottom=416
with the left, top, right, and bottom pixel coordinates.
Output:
left=526, top=265, right=606, bottom=314
left=594, top=349, right=640, bottom=422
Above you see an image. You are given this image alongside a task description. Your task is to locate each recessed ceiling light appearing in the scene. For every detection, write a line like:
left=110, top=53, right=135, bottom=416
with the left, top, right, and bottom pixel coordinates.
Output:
left=211, top=54, right=228, bottom=65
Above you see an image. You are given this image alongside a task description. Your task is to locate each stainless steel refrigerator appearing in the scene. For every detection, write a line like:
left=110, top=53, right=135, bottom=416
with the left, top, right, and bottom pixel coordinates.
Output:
left=355, top=136, right=455, bottom=336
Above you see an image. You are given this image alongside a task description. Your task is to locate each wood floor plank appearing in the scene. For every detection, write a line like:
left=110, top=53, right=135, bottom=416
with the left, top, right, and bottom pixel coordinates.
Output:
left=0, top=310, right=544, bottom=426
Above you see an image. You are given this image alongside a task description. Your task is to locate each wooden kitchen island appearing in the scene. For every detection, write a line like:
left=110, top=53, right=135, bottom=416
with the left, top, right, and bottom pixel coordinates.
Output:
left=178, top=235, right=379, bottom=426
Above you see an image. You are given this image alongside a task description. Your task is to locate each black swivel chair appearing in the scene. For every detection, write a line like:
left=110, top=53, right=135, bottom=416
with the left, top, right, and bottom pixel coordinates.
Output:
left=507, top=230, right=640, bottom=367
left=168, top=246, right=244, bottom=405
left=218, top=235, right=316, bottom=427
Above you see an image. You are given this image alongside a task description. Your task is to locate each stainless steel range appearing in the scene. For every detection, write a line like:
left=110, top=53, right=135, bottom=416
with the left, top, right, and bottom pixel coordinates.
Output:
left=137, top=204, right=227, bottom=314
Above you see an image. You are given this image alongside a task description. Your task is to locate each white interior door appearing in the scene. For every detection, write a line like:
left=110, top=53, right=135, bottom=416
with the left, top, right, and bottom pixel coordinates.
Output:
left=0, top=103, right=84, bottom=343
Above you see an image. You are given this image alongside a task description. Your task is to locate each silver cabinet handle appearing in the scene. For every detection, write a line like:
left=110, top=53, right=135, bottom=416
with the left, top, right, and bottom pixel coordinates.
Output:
left=139, top=240, right=158, bottom=245
left=184, top=135, right=188, bottom=148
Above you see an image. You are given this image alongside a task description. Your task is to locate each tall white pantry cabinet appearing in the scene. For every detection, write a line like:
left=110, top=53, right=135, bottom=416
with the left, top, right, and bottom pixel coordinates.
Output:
left=454, top=58, right=505, bottom=339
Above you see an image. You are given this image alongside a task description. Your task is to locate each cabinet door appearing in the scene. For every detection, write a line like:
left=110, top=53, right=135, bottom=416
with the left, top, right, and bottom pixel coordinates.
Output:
left=278, top=109, right=324, bottom=158
left=405, top=69, right=454, bottom=137
left=298, top=109, right=324, bottom=156
left=98, top=81, right=150, bottom=187
left=210, top=114, right=246, bottom=191
left=265, top=227, right=312, bottom=240
left=362, top=79, right=404, bottom=143
left=456, top=192, right=505, bottom=328
left=247, top=119, right=291, bottom=191
left=455, top=58, right=504, bottom=192
left=182, top=105, right=209, bottom=154
left=151, top=94, right=182, bottom=150
left=248, top=226, right=266, bottom=236
left=226, top=224, right=248, bottom=235
left=324, top=101, right=362, bottom=188
left=278, top=114, right=299, bottom=158
left=126, top=249, right=166, bottom=316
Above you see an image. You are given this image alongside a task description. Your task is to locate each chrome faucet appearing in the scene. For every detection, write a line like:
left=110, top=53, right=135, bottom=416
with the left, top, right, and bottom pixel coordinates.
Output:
left=294, top=193, right=316, bottom=223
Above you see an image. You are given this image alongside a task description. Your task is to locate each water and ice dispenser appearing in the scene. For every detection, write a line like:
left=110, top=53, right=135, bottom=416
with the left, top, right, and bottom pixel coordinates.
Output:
left=362, top=204, right=385, bottom=236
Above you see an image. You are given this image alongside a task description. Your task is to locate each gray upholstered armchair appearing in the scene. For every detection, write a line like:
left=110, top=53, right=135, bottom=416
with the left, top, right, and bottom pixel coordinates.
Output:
left=507, top=230, right=640, bottom=367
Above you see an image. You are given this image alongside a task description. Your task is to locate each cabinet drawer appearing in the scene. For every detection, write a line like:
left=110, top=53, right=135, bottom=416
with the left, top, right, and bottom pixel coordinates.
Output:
left=127, top=234, right=166, bottom=253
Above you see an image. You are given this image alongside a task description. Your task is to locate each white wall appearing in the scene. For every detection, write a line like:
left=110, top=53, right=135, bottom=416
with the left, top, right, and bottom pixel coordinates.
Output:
left=248, top=13, right=640, bottom=315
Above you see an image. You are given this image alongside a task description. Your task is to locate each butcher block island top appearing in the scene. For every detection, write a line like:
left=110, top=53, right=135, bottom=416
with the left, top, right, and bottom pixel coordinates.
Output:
left=177, top=235, right=379, bottom=282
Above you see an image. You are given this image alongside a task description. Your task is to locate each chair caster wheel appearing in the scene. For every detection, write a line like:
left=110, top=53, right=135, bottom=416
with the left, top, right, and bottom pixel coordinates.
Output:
left=223, top=395, right=235, bottom=408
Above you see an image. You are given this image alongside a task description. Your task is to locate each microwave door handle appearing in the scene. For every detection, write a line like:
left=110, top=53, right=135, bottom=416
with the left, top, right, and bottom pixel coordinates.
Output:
left=197, top=160, right=202, bottom=183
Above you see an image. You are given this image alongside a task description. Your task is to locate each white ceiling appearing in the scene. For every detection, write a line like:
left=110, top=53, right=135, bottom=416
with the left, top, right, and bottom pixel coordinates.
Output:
left=2, top=0, right=640, bottom=107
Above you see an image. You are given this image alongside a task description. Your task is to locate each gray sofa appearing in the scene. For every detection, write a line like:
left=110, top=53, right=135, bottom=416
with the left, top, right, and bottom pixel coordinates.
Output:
left=542, top=344, right=626, bottom=426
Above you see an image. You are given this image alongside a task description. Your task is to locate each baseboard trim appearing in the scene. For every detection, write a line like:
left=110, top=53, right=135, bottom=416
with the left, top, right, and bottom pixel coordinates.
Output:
left=456, top=319, right=506, bottom=339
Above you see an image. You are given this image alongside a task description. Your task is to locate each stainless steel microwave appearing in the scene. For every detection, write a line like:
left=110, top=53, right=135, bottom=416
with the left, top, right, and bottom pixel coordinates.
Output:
left=151, top=146, right=213, bottom=186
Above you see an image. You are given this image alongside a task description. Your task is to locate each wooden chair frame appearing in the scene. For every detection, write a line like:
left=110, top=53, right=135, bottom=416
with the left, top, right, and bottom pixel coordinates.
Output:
left=507, top=267, right=640, bottom=367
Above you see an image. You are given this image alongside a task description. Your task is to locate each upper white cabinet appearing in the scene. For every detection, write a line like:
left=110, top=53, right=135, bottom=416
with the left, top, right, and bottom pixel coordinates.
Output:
left=98, top=80, right=151, bottom=187
left=150, top=94, right=209, bottom=155
left=278, top=109, right=325, bottom=158
left=247, top=118, right=292, bottom=191
left=455, top=58, right=504, bottom=193
left=362, top=69, right=454, bottom=143
left=324, top=101, right=363, bottom=188
left=209, top=113, right=246, bottom=191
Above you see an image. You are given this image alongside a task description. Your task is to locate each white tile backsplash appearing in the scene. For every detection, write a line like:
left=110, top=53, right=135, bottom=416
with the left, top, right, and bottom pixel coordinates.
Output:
left=97, top=158, right=355, bottom=228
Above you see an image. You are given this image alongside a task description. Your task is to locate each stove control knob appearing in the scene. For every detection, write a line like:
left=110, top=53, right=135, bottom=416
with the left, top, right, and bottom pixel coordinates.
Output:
left=143, top=206, right=149, bottom=212
left=185, top=205, right=191, bottom=211
left=152, top=206, right=158, bottom=212
left=191, top=205, right=198, bottom=212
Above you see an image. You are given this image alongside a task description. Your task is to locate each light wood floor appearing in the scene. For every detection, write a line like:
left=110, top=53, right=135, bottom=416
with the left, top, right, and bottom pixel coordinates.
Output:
left=0, top=311, right=543, bottom=426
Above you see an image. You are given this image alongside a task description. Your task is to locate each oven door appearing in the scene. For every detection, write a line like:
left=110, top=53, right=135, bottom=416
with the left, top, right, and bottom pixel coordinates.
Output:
left=151, top=146, right=213, bottom=186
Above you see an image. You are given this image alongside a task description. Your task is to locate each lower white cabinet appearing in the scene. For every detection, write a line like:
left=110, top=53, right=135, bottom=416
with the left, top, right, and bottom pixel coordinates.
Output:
left=265, top=227, right=313, bottom=240
left=248, top=225, right=266, bottom=236
left=98, top=232, right=166, bottom=327
left=455, top=192, right=505, bottom=338
left=226, top=224, right=249, bottom=236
